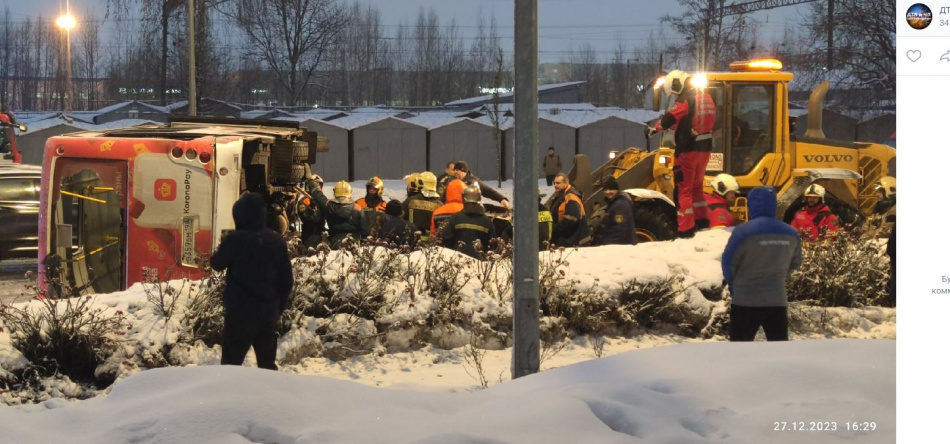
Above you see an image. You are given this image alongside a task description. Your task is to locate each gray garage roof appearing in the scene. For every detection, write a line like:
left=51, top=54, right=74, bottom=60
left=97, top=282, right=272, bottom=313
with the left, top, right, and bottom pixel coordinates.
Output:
left=444, top=81, right=587, bottom=107
left=20, top=117, right=160, bottom=135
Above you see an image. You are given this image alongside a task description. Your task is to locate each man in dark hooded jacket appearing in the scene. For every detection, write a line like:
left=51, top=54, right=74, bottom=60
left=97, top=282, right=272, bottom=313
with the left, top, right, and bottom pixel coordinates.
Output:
left=594, top=177, right=637, bottom=246
left=721, top=186, right=802, bottom=342
left=210, top=193, right=293, bottom=369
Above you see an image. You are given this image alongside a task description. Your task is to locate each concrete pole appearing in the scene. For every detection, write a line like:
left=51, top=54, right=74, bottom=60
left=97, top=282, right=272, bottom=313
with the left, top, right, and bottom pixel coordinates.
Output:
left=188, top=0, right=197, bottom=116
left=511, top=0, right=540, bottom=379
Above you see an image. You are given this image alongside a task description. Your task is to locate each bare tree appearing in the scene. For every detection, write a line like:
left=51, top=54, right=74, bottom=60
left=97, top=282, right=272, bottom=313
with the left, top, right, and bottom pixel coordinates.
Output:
left=73, top=10, right=102, bottom=111
left=611, top=39, right=630, bottom=108
left=233, top=0, right=349, bottom=106
left=801, top=0, right=895, bottom=105
left=661, top=0, right=755, bottom=71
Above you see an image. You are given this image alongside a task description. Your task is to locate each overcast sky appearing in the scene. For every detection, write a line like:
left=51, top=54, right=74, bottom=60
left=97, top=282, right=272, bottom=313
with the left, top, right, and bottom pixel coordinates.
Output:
left=4, top=0, right=812, bottom=63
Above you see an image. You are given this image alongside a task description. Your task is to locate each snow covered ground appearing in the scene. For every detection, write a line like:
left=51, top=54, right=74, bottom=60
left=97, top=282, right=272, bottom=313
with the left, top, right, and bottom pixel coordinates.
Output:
left=0, top=177, right=898, bottom=442
left=0, top=339, right=894, bottom=443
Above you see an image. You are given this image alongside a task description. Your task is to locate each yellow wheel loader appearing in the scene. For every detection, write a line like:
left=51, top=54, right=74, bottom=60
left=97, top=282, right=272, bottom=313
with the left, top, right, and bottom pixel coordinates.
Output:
left=568, top=59, right=896, bottom=242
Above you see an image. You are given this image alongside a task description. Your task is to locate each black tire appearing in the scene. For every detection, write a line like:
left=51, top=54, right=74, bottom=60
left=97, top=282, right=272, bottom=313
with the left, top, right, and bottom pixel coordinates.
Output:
left=288, top=163, right=306, bottom=183
left=632, top=201, right=677, bottom=242
left=292, top=141, right=309, bottom=163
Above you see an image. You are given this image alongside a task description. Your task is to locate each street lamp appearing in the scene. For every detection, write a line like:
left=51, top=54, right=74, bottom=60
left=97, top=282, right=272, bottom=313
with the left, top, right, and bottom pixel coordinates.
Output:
left=56, top=12, right=77, bottom=114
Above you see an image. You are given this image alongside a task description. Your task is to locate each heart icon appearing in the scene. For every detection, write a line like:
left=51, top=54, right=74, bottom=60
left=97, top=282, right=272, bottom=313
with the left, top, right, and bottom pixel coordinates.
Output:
left=907, top=50, right=922, bottom=62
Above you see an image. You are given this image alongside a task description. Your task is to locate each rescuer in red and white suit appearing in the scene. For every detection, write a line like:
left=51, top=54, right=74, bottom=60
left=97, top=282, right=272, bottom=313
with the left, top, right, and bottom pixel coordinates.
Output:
left=648, top=70, right=717, bottom=238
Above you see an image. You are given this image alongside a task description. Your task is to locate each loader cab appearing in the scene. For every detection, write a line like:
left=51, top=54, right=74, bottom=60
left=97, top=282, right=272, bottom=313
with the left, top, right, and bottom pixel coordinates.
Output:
left=722, top=83, right=777, bottom=177
left=653, top=60, right=790, bottom=190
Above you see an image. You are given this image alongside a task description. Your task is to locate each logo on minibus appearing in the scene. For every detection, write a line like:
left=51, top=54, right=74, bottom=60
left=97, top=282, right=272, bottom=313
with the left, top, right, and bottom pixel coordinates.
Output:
left=155, top=179, right=176, bottom=201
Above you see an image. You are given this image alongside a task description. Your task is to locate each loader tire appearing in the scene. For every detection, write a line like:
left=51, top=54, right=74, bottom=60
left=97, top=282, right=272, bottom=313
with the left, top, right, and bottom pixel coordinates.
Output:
left=632, top=201, right=677, bottom=243
left=292, top=141, right=309, bottom=163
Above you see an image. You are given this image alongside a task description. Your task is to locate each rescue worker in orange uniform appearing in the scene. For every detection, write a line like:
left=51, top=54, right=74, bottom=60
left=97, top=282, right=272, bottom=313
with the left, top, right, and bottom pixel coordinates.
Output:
left=790, top=184, right=839, bottom=241
left=706, top=174, right=739, bottom=228
left=431, top=179, right=466, bottom=238
left=648, top=70, right=717, bottom=238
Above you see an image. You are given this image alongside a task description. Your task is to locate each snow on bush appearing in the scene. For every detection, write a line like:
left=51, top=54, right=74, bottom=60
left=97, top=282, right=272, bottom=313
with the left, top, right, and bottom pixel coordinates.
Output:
left=0, top=230, right=895, bottom=404
left=787, top=228, right=892, bottom=308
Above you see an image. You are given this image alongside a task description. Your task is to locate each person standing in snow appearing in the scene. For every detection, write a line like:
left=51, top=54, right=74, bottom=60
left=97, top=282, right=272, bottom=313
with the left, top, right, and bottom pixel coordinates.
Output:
left=721, top=186, right=802, bottom=342
left=211, top=193, right=293, bottom=369
left=405, top=172, right=442, bottom=241
left=443, top=185, right=496, bottom=258
left=593, top=177, right=636, bottom=246
left=378, top=199, right=417, bottom=249
left=431, top=179, right=466, bottom=237
left=547, top=173, right=591, bottom=247
left=453, top=161, right=512, bottom=210
left=437, top=161, right=456, bottom=201
left=297, top=174, right=326, bottom=248
left=543, top=147, right=562, bottom=186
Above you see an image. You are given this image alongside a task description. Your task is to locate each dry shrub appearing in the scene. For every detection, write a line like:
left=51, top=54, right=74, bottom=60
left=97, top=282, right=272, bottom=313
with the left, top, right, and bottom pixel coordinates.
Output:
left=787, top=229, right=891, bottom=308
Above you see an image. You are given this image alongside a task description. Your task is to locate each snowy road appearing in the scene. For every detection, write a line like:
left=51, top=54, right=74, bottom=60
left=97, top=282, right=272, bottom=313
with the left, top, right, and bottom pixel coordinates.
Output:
left=0, top=260, right=34, bottom=304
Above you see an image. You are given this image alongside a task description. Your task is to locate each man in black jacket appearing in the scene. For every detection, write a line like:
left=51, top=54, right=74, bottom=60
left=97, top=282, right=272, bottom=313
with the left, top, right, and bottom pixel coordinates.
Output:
left=311, top=181, right=362, bottom=249
left=443, top=185, right=496, bottom=259
left=378, top=199, right=417, bottom=249
left=594, top=177, right=637, bottom=246
left=404, top=171, right=442, bottom=241
left=210, top=193, right=293, bottom=370
left=297, top=174, right=326, bottom=248
left=453, top=161, right=512, bottom=210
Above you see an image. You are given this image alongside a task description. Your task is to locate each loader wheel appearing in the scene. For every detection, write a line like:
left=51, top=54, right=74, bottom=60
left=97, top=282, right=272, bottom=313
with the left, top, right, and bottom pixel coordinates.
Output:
left=292, top=141, right=309, bottom=163
left=632, top=201, right=677, bottom=243
left=288, top=163, right=306, bottom=183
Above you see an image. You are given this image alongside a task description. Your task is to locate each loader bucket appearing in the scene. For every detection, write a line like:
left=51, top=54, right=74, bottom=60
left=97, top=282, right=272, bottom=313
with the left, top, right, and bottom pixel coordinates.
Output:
left=568, top=154, right=592, bottom=200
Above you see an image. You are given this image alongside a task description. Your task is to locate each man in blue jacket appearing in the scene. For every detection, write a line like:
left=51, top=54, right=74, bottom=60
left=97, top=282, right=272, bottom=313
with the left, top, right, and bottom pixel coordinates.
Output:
left=721, top=187, right=802, bottom=341
left=211, top=193, right=294, bottom=369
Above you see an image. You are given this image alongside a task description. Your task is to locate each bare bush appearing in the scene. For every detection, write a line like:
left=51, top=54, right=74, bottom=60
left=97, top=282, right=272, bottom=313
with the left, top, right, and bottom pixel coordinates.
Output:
left=472, top=238, right=513, bottom=304
left=787, top=230, right=891, bottom=308
left=612, top=275, right=690, bottom=332
left=0, top=272, right=130, bottom=384
left=591, top=337, right=607, bottom=358
left=179, top=273, right=225, bottom=347
left=461, top=333, right=489, bottom=389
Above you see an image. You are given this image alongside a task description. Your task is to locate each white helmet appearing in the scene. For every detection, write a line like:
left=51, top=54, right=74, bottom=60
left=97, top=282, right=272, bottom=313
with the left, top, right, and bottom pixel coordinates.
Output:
left=711, top=174, right=739, bottom=197
left=875, top=176, right=896, bottom=199
left=664, top=70, right=689, bottom=96
left=804, top=184, right=826, bottom=202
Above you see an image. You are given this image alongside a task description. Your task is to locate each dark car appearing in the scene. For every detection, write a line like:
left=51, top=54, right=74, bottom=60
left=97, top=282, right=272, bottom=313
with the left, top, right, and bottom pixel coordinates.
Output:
left=0, top=164, right=41, bottom=262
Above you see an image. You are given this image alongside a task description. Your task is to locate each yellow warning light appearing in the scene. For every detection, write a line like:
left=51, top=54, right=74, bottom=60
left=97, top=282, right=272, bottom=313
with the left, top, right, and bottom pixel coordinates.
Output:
left=729, top=59, right=783, bottom=72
